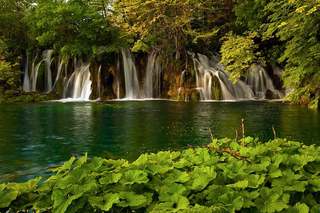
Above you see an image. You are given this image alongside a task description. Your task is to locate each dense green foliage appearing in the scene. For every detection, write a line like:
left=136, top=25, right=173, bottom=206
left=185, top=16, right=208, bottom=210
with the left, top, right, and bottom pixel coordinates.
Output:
left=1, top=137, right=320, bottom=212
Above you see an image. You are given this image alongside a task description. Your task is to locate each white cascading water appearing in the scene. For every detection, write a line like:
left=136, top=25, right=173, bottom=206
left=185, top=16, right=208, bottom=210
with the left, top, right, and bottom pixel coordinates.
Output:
left=192, top=53, right=255, bottom=100
left=144, top=51, right=162, bottom=98
left=64, top=60, right=92, bottom=100
left=22, top=54, right=30, bottom=92
left=245, top=66, right=284, bottom=99
left=191, top=53, right=285, bottom=100
left=120, top=47, right=141, bottom=99
left=29, top=50, right=54, bottom=92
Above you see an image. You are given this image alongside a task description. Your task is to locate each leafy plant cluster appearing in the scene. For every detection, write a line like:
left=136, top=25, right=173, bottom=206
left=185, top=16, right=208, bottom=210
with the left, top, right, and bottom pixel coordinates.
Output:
left=1, top=137, right=320, bottom=212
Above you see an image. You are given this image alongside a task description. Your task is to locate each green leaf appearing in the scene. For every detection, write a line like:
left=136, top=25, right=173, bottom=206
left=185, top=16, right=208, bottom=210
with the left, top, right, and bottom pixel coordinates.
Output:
left=218, top=191, right=243, bottom=211
left=52, top=189, right=83, bottom=213
left=285, top=202, right=309, bottom=213
left=171, top=193, right=189, bottom=211
left=166, top=169, right=190, bottom=183
left=247, top=174, right=266, bottom=188
left=99, top=173, right=122, bottom=184
left=73, top=153, right=88, bottom=167
left=120, top=170, right=149, bottom=185
left=227, top=180, right=248, bottom=189
left=52, top=156, right=76, bottom=173
left=168, top=183, right=186, bottom=195
left=0, top=190, right=18, bottom=208
left=148, top=164, right=173, bottom=175
left=254, top=187, right=289, bottom=213
left=89, top=193, right=120, bottom=211
left=118, top=191, right=147, bottom=207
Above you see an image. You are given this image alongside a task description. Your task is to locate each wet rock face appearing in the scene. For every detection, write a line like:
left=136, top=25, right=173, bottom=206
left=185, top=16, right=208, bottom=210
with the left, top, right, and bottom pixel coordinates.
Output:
left=265, top=89, right=280, bottom=100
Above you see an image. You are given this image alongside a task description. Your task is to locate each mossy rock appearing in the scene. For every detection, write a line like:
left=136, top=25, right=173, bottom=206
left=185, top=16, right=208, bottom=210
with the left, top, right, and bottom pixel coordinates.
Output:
left=190, top=89, right=200, bottom=102
left=46, top=91, right=61, bottom=100
left=265, top=89, right=280, bottom=100
left=55, top=79, right=64, bottom=97
left=211, top=76, right=221, bottom=100
left=100, top=87, right=116, bottom=100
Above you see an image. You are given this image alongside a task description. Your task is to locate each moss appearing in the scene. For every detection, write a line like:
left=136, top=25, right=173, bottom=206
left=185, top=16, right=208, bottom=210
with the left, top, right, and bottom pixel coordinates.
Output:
left=190, top=89, right=200, bottom=102
left=211, top=76, right=221, bottom=100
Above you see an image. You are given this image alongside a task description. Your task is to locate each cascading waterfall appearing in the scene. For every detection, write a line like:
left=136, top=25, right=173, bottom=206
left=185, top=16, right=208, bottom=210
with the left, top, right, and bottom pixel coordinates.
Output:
left=97, top=65, right=101, bottom=99
left=245, top=66, right=284, bottom=99
left=144, top=51, right=162, bottom=98
left=22, top=53, right=30, bottom=92
left=191, top=53, right=285, bottom=100
left=192, top=53, right=255, bottom=100
left=29, top=50, right=54, bottom=92
left=120, top=47, right=141, bottom=99
left=64, top=60, right=92, bottom=100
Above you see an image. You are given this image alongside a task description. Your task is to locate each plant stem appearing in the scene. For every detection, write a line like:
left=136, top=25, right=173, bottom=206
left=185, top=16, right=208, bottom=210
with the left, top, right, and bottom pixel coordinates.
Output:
left=242, top=118, right=245, bottom=147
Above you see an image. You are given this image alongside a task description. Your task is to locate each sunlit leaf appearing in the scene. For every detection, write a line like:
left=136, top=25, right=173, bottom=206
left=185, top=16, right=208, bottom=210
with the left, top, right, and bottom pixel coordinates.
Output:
left=118, top=191, right=146, bottom=207
left=120, top=170, right=149, bottom=185
left=89, top=193, right=120, bottom=211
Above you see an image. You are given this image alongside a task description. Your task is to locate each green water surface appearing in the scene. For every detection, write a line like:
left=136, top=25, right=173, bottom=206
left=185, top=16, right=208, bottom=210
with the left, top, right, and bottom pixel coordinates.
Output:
left=0, top=100, right=319, bottom=182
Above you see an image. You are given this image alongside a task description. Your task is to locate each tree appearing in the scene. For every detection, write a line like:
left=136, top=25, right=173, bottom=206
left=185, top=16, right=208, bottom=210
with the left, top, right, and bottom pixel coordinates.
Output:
left=0, top=39, right=22, bottom=98
left=220, top=31, right=264, bottom=82
left=25, top=0, right=121, bottom=60
left=114, top=0, right=234, bottom=64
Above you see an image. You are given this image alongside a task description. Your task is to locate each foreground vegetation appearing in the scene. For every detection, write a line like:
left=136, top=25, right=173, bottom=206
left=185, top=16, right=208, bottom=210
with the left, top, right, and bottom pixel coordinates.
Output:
left=1, top=136, right=320, bottom=212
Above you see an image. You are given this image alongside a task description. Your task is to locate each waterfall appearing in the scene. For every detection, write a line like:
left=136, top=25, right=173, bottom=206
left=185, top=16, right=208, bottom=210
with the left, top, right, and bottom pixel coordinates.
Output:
left=144, top=51, right=161, bottom=98
left=29, top=50, right=54, bottom=92
left=64, top=60, right=92, bottom=100
left=22, top=53, right=30, bottom=92
left=192, top=53, right=255, bottom=101
left=97, top=65, right=101, bottom=99
left=120, top=47, right=141, bottom=99
left=245, top=66, right=280, bottom=99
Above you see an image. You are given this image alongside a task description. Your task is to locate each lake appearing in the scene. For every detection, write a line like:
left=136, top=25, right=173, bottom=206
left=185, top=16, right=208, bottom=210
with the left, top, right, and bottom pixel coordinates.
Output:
left=0, top=100, right=319, bottom=182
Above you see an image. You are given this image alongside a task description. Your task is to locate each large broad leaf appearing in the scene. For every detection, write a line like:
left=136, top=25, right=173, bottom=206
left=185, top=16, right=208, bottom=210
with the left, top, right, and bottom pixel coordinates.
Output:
left=218, top=191, right=243, bottom=212
left=158, top=193, right=189, bottom=212
left=254, top=187, right=289, bottom=213
left=285, top=202, right=309, bottom=213
left=272, top=170, right=307, bottom=192
left=88, top=193, right=119, bottom=211
left=227, top=180, right=248, bottom=189
left=148, top=151, right=179, bottom=165
left=206, top=185, right=230, bottom=204
left=171, top=193, right=189, bottom=212
left=117, top=191, right=147, bottom=207
left=0, top=190, right=19, bottom=208
left=52, top=189, right=83, bottom=213
left=99, top=173, right=122, bottom=184
left=0, top=183, right=6, bottom=191
left=120, top=170, right=149, bottom=185
left=240, top=190, right=260, bottom=208
left=52, top=156, right=75, bottom=173
left=164, top=169, right=190, bottom=183
left=168, top=183, right=186, bottom=195
left=268, top=164, right=282, bottom=178
left=73, top=152, right=87, bottom=167
left=290, top=154, right=314, bottom=171
left=223, top=161, right=247, bottom=179
left=7, top=177, right=42, bottom=195
left=58, top=169, right=96, bottom=194
left=148, top=164, right=173, bottom=175
left=131, top=153, right=148, bottom=169
left=309, top=178, right=320, bottom=192
left=247, top=174, right=266, bottom=188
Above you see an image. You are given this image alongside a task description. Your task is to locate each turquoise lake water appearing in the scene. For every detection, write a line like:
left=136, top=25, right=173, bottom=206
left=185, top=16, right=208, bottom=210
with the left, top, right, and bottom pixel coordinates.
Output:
left=0, top=100, right=319, bottom=182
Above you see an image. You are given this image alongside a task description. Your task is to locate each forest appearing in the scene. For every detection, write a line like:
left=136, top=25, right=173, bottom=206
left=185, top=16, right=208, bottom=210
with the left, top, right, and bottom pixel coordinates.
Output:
left=0, top=0, right=320, bottom=107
